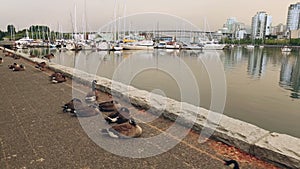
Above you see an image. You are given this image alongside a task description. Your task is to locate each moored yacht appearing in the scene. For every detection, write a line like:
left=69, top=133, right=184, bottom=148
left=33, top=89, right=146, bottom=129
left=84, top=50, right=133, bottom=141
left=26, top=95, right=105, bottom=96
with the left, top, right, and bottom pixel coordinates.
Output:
left=281, top=46, right=292, bottom=52
left=123, top=40, right=154, bottom=50
left=246, top=44, right=255, bottom=49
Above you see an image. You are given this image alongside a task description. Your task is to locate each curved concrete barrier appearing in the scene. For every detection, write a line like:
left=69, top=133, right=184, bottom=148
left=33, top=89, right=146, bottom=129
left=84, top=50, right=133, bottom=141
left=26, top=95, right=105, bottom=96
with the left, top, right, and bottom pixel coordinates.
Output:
left=2, top=47, right=300, bottom=169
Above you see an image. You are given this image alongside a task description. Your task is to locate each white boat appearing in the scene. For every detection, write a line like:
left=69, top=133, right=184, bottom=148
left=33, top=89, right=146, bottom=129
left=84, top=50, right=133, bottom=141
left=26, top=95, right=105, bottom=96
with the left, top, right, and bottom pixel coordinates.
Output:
left=97, top=41, right=111, bottom=51
left=123, top=40, right=154, bottom=50
left=111, top=43, right=123, bottom=51
left=155, top=41, right=167, bottom=49
left=123, top=45, right=154, bottom=50
left=259, top=45, right=264, bottom=48
left=79, top=42, right=93, bottom=50
left=15, top=37, right=32, bottom=49
left=199, top=40, right=225, bottom=50
left=66, top=42, right=82, bottom=51
left=202, top=43, right=225, bottom=50
left=281, top=46, right=292, bottom=52
left=165, top=41, right=181, bottom=49
left=136, top=40, right=154, bottom=46
left=181, top=43, right=202, bottom=50
left=246, top=45, right=255, bottom=49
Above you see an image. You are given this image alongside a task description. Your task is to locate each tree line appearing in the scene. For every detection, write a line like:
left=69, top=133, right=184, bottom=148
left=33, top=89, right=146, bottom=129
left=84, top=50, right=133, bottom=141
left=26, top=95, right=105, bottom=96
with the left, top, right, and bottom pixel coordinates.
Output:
left=0, top=24, right=70, bottom=41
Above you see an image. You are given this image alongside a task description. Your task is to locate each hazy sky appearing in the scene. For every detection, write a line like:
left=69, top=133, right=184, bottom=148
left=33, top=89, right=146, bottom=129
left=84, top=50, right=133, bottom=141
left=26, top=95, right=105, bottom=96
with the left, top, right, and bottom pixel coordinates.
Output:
left=0, top=0, right=299, bottom=32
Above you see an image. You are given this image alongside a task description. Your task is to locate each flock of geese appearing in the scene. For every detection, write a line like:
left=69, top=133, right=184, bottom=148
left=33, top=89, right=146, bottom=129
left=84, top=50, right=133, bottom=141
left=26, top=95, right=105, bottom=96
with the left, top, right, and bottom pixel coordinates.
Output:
left=0, top=48, right=239, bottom=168
left=61, top=80, right=143, bottom=139
left=1, top=50, right=25, bottom=71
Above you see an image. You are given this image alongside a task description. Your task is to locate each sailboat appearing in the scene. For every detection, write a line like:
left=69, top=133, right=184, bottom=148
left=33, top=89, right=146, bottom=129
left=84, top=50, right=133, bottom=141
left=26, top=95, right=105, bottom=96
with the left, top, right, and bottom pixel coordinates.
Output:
left=109, top=0, right=123, bottom=51
left=66, top=4, right=82, bottom=51
left=97, top=41, right=111, bottom=50
left=15, top=29, right=32, bottom=49
left=80, top=0, right=94, bottom=50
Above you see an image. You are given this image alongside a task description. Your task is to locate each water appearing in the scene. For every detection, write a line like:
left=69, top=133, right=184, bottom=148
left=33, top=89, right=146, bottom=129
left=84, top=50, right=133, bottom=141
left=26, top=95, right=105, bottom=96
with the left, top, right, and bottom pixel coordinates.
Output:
left=19, top=47, right=300, bottom=138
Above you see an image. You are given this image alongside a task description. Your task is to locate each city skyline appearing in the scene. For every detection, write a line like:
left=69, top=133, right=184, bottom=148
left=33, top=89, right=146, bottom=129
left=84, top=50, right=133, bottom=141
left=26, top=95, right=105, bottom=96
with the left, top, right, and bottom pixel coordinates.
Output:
left=0, top=0, right=299, bottom=32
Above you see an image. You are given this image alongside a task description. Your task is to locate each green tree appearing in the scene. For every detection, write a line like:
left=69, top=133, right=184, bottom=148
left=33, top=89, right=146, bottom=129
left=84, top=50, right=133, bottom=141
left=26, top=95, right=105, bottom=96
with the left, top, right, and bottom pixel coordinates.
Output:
left=0, top=30, right=5, bottom=40
left=7, top=25, right=16, bottom=34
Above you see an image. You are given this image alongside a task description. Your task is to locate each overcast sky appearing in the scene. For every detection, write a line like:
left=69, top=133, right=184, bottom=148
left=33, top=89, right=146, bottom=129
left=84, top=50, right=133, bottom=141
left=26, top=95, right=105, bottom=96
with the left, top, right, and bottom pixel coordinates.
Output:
left=0, top=0, right=299, bottom=32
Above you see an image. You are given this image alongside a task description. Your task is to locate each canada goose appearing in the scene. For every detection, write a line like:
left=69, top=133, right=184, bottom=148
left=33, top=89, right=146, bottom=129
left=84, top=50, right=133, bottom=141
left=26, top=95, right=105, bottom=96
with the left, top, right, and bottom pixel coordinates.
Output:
left=12, top=64, right=25, bottom=71
left=105, top=107, right=131, bottom=124
left=49, top=72, right=62, bottom=80
left=42, top=53, right=54, bottom=61
left=0, top=57, right=3, bottom=64
left=224, top=159, right=239, bottom=169
left=62, top=98, right=83, bottom=113
left=85, top=80, right=100, bottom=102
left=52, top=74, right=66, bottom=83
left=35, top=62, right=47, bottom=71
left=101, top=118, right=142, bottom=138
left=5, top=52, right=12, bottom=57
left=98, top=100, right=122, bottom=112
left=13, top=54, right=20, bottom=59
left=71, top=104, right=100, bottom=117
left=8, top=63, right=19, bottom=69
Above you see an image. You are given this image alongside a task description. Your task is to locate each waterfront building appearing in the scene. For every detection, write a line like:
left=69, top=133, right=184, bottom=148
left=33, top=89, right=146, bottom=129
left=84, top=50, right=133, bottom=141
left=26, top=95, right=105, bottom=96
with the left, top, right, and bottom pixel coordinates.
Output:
left=251, top=11, right=272, bottom=39
left=286, top=2, right=300, bottom=31
left=271, top=24, right=286, bottom=38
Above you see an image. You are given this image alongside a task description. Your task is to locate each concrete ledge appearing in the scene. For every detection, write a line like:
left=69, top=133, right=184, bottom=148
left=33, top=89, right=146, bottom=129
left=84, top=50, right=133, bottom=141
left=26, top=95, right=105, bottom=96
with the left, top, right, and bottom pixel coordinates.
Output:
left=253, top=133, right=300, bottom=168
left=2, top=47, right=300, bottom=169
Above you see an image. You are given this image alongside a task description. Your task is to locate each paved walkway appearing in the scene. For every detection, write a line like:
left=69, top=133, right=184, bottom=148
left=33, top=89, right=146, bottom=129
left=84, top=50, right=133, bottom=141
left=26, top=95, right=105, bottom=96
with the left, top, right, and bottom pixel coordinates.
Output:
left=0, top=49, right=278, bottom=169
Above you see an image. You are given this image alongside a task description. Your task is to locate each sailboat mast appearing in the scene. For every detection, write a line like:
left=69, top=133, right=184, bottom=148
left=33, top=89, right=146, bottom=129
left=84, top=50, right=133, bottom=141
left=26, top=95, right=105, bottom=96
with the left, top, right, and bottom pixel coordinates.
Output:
left=84, top=0, right=88, bottom=40
left=74, top=3, right=77, bottom=41
left=113, top=0, right=117, bottom=42
left=123, top=0, right=127, bottom=37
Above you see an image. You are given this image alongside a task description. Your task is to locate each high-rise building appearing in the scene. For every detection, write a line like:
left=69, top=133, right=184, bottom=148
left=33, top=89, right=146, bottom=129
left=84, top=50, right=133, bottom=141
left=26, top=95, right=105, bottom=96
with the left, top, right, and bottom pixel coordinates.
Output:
left=271, top=24, right=286, bottom=37
left=286, top=3, right=300, bottom=31
left=251, top=11, right=272, bottom=39
left=221, top=17, right=247, bottom=39
left=223, top=17, right=237, bottom=33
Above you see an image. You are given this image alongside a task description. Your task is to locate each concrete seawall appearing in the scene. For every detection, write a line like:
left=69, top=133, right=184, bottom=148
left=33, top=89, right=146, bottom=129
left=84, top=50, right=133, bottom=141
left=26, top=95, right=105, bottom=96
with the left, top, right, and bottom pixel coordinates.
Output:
left=2, top=47, right=300, bottom=169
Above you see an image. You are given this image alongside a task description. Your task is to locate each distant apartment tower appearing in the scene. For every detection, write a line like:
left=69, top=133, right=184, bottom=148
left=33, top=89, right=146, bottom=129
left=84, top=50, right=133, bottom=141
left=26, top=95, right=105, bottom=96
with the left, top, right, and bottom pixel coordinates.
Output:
left=223, top=17, right=237, bottom=33
left=271, top=24, right=286, bottom=38
left=251, top=11, right=272, bottom=39
left=220, top=17, right=247, bottom=39
left=286, top=3, right=300, bottom=31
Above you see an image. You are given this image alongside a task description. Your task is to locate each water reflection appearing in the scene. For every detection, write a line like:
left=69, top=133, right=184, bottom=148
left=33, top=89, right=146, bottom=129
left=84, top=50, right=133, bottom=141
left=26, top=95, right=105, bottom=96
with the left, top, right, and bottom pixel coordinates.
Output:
left=247, top=48, right=267, bottom=78
left=222, top=47, right=243, bottom=70
left=280, top=53, right=300, bottom=99
left=18, top=47, right=300, bottom=101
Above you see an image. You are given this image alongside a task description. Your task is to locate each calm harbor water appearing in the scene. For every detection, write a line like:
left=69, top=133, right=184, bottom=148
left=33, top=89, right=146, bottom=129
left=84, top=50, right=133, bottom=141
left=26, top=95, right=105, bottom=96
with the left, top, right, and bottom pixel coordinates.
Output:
left=19, top=47, right=300, bottom=138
